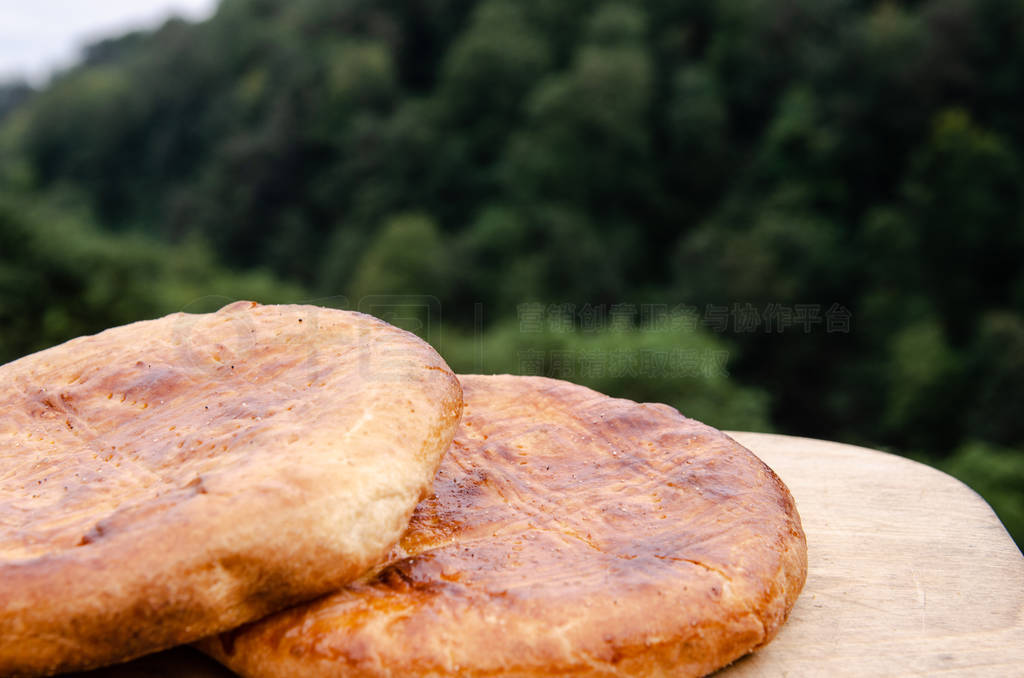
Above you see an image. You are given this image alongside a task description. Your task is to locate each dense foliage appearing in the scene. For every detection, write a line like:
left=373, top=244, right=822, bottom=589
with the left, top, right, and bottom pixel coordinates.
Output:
left=1, top=0, right=1022, bottom=543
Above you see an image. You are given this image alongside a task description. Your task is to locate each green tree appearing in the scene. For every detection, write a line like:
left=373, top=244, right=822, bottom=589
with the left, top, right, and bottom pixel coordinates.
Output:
left=944, top=441, right=1024, bottom=547
left=501, top=3, right=654, bottom=212
left=0, top=80, right=32, bottom=121
left=349, top=213, right=452, bottom=302
left=439, top=316, right=771, bottom=432
left=965, top=313, right=1024, bottom=447
left=902, top=109, right=1023, bottom=344
left=0, top=193, right=305, bottom=365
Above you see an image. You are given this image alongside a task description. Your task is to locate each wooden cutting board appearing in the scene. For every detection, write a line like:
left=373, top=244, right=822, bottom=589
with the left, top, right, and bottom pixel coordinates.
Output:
left=72, top=432, right=1024, bottom=678
left=721, top=432, right=1024, bottom=677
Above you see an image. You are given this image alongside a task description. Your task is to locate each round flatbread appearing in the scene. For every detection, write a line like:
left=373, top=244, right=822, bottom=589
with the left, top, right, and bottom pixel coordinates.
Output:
left=204, top=374, right=807, bottom=678
left=0, top=301, right=463, bottom=677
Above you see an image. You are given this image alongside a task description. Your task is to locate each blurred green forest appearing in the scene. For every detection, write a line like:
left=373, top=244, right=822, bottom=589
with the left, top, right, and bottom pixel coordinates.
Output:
left=0, top=0, right=1022, bottom=545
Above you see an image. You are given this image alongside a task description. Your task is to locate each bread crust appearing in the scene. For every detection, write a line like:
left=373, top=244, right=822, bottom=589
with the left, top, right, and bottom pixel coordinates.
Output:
left=203, top=374, right=807, bottom=678
left=0, top=302, right=463, bottom=676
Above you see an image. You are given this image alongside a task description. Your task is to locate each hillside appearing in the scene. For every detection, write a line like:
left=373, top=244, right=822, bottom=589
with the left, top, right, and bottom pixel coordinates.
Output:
left=1, top=0, right=1022, bottom=542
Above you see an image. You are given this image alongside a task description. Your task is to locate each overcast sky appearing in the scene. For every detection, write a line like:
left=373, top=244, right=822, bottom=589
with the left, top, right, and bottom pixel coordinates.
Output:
left=0, top=0, right=219, bottom=85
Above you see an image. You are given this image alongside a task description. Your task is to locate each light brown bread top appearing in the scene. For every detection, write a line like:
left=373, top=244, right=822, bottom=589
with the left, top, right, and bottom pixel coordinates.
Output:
left=205, top=374, right=807, bottom=678
left=0, top=301, right=463, bottom=677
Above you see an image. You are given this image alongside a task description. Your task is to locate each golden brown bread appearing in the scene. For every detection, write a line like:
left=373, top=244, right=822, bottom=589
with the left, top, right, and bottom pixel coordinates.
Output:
left=0, top=301, right=463, bottom=677
left=203, top=374, right=807, bottom=678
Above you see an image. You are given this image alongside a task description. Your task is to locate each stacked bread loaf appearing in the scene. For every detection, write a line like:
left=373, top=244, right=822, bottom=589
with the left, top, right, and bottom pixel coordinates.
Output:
left=0, top=303, right=806, bottom=678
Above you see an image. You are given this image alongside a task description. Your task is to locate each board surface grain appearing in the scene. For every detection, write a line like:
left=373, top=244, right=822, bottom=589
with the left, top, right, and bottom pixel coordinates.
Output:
left=68, top=433, right=1024, bottom=678
left=721, top=432, right=1024, bottom=678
